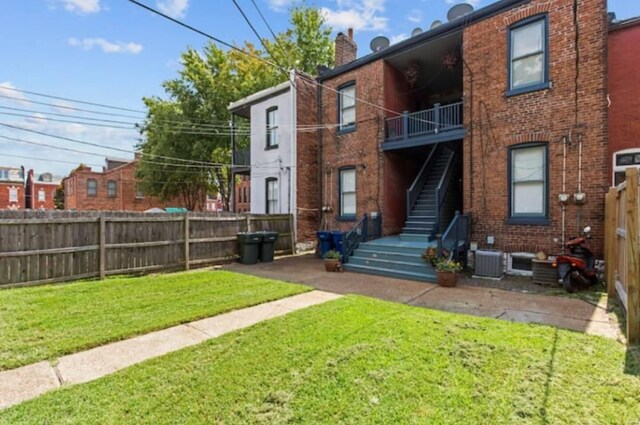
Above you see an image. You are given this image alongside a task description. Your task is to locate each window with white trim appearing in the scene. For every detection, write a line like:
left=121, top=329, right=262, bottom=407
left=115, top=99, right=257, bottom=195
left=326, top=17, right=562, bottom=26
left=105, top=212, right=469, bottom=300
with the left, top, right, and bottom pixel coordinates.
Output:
left=38, top=189, right=45, bottom=202
left=8, top=187, right=18, bottom=203
left=339, top=168, right=356, bottom=217
left=339, top=84, right=356, bottom=130
left=0, top=170, right=8, bottom=180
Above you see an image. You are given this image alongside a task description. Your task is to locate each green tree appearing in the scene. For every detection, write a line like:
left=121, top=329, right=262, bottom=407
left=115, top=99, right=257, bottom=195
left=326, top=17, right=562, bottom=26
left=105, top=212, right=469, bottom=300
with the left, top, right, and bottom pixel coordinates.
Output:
left=53, top=185, right=65, bottom=210
left=137, top=5, right=333, bottom=211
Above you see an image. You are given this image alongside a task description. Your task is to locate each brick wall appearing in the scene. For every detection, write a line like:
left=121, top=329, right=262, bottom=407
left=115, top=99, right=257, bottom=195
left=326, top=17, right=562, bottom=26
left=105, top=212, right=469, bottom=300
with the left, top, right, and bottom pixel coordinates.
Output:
left=295, top=75, right=320, bottom=242
left=319, top=60, right=386, bottom=233
left=29, top=183, right=58, bottom=210
left=462, top=0, right=608, bottom=255
left=64, top=162, right=180, bottom=211
left=608, top=21, right=640, bottom=176
left=234, top=175, right=250, bottom=213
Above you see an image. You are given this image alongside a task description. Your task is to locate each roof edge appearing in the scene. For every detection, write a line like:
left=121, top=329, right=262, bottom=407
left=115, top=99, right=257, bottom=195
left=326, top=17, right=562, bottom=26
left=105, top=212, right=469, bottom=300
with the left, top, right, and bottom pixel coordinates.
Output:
left=318, top=0, right=532, bottom=82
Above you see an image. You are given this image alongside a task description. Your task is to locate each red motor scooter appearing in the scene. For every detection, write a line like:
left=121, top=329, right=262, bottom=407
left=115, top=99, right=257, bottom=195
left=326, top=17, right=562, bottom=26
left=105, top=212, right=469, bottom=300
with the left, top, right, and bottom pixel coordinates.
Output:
left=553, top=227, right=598, bottom=293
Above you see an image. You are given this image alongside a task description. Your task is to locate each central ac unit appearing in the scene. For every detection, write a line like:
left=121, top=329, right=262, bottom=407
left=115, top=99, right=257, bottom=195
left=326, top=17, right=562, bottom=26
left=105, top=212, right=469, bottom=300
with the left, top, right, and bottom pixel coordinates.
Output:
left=474, top=250, right=503, bottom=278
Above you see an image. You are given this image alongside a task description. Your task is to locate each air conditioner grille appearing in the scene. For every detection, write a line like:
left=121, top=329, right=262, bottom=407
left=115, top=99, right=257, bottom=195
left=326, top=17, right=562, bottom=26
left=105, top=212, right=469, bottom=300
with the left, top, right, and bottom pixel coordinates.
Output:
left=475, top=250, right=503, bottom=278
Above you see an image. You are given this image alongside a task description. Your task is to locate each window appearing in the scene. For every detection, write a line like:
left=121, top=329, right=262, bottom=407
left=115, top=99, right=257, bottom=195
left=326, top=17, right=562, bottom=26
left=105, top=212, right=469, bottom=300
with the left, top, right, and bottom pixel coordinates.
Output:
left=266, top=107, right=278, bottom=148
left=8, top=187, right=17, bottom=203
left=508, top=16, right=548, bottom=94
left=509, top=143, right=548, bottom=224
left=135, top=185, right=144, bottom=199
left=339, top=167, right=356, bottom=218
left=38, top=189, right=45, bottom=202
left=338, top=83, right=356, bottom=131
left=0, top=170, right=8, bottom=180
left=266, top=178, right=278, bottom=214
left=86, top=179, right=97, bottom=197
left=107, top=180, right=117, bottom=198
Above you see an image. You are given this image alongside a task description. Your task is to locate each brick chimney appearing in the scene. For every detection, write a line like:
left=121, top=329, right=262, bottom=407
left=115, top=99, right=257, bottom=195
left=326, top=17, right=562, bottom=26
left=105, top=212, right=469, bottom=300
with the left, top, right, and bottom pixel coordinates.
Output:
left=334, top=28, right=357, bottom=67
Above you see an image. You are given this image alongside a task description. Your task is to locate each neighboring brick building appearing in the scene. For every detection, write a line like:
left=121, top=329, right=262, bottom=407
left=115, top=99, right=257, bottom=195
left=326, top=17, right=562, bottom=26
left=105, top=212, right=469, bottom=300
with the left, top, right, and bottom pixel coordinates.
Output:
left=25, top=170, right=61, bottom=210
left=317, top=0, right=609, bottom=261
left=63, top=158, right=182, bottom=211
left=0, top=166, right=24, bottom=210
left=608, top=16, right=640, bottom=186
left=229, top=71, right=319, bottom=243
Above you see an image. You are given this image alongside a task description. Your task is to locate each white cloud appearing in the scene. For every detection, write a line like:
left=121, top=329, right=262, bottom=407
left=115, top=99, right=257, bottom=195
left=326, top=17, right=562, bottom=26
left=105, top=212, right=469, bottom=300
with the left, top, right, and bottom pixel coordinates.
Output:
left=267, top=0, right=289, bottom=12
left=57, top=0, right=102, bottom=15
left=0, top=82, right=30, bottom=105
left=156, top=0, right=189, bottom=19
left=68, top=38, right=143, bottom=54
left=321, top=0, right=388, bottom=32
left=25, top=113, right=48, bottom=124
left=390, top=33, right=408, bottom=44
left=407, top=9, right=422, bottom=24
left=445, top=0, right=481, bottom=6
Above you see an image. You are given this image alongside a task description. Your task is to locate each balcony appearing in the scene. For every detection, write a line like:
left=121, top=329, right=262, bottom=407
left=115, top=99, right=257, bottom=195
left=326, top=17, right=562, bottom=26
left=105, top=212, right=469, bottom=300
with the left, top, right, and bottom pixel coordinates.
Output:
left=383, top=101, right=465, bottom=151
left=232, top=149, right=250, bottom=173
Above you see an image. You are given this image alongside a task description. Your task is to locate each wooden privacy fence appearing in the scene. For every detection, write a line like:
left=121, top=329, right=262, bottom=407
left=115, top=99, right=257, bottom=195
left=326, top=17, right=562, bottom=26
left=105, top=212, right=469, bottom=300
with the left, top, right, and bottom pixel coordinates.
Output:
left=0, top=211, right=294, bottom=289
left=605, top=167, right=640, bottom=344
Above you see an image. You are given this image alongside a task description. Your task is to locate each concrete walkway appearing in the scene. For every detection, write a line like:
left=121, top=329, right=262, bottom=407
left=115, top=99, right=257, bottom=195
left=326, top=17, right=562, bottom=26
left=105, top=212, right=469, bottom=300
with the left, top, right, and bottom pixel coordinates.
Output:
left=0, top=290, right=341, bottom=410
left=227, top=255, right=622, bottom=340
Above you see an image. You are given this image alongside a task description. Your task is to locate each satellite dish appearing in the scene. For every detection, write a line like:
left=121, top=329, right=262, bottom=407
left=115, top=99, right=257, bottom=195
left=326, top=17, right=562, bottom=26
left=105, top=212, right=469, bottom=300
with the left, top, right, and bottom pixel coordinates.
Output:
left=447, top=3, right=474, bottom=21
left=411, top=27, right=423, bottom=37
left=430, top=20, right=443, bottom=29
left=370, top=36, right=390, bottom=52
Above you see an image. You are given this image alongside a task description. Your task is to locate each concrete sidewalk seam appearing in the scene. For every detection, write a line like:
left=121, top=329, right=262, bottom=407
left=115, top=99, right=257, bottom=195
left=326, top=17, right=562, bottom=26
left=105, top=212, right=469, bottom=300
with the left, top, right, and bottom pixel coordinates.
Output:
left=0, top=290, right=342, bottom=410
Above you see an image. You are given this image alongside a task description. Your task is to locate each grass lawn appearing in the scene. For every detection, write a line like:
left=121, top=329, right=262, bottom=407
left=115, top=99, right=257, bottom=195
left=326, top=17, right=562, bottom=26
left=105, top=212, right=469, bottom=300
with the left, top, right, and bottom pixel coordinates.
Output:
left=0, top=270, right=309, bottom=371
left=1, top=296, right=638, bottom=424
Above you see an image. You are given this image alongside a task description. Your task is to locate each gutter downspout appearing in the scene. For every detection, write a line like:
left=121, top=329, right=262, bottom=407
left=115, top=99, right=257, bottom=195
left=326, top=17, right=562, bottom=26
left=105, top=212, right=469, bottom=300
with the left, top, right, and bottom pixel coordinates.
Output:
left=290, top=70, right=297, bottom=244
left=317, top=80, right=324, bottom=231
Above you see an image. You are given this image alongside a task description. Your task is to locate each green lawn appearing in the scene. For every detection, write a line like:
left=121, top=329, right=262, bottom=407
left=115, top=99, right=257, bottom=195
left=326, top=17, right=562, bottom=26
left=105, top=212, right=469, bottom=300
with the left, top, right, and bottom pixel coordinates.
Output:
left=0, top=270, right=309, bottom=371
left=2, top=295, right=638, bottom=424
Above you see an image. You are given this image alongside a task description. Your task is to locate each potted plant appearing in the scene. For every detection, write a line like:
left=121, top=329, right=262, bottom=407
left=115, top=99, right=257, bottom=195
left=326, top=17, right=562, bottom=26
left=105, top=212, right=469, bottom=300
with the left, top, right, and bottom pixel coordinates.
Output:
left=434, top=259, right=463, bottom=287
left=324, top=249, right=342, bottom=272
left=422, top=247, right=462, bottom=287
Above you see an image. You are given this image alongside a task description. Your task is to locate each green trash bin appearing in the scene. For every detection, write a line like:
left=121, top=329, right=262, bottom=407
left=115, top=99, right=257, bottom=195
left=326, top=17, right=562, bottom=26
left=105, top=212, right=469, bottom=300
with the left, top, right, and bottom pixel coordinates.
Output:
left=237, top=232, right=263, bottom=264
left=259, top=231, right=279, bottom=262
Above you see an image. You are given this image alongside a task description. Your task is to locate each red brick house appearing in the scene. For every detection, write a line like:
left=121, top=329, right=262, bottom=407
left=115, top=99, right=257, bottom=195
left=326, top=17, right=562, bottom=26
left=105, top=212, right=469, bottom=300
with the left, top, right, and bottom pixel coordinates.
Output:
left=0, top=166, right=24, bottom=210
left=233, top=175, right=251, bottom=213
left=63, top=158, right=181, bottom=211
left=316, top=0, right=609, bottom=280
left=608, top=15, right=640, bottom=186
left=25, top=170, right=61, bottom=210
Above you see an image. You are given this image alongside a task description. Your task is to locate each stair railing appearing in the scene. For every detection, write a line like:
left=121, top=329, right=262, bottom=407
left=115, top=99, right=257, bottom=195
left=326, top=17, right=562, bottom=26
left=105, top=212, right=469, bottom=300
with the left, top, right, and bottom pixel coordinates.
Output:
left=438, top=211, right=470, bottom=267
left=342, top=214, right=368, bottom=264
left=406, top=144, right=439, bottom=222
left=434, top=149, right=456, bottom=236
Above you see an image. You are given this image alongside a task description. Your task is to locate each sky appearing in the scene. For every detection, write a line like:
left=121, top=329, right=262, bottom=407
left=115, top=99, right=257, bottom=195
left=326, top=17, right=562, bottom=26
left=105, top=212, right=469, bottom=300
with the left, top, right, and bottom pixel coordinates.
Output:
left=1, top=0, right=639, bottom=177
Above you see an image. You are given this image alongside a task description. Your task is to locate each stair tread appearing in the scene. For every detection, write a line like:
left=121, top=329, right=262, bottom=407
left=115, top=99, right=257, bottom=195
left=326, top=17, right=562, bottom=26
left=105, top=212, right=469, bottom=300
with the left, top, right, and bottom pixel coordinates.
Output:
left=343, top=263, right=436, bottom=281
left=349, top=257, right=428, bottom=268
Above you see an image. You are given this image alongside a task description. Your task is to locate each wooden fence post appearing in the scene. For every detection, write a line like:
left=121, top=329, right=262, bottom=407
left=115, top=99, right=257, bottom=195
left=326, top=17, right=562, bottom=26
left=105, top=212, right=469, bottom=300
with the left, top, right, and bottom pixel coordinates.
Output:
left=99, top=215, right=106, bottom=280
left=288, top=214, right=296, bottom=255
left=184, top=214, right=190, bottom=271
left=626, top=167, right=639, bottom=344
left=605, top=187, right=617, bottom=296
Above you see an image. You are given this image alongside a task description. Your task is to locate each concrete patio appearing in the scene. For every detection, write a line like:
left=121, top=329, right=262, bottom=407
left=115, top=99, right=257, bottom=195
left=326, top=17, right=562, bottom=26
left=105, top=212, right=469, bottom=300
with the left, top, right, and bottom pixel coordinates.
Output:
left=225, top=254, right=623, bottom=341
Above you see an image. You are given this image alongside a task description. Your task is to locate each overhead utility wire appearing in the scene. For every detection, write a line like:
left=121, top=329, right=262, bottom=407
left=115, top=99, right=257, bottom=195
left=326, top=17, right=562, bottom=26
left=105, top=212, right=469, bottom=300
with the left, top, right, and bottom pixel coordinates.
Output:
left=0, top=85, right=145, bottom=114
left=128, top=0, right=438, bottom=124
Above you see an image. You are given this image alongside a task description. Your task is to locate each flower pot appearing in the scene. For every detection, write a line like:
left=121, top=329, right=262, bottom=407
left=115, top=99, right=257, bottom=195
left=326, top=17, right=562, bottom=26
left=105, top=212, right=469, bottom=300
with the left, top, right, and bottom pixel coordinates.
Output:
left=325, top=259, right=341, bottom=272
left=436, top=271, right=458, bottom=287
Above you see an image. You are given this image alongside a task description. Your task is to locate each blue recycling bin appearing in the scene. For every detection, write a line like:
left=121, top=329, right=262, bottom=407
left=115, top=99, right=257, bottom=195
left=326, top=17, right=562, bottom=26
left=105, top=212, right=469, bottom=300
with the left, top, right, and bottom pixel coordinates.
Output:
left=316, top=231, right=333, bottom=258
left=331, top=231, right=344, bottom=258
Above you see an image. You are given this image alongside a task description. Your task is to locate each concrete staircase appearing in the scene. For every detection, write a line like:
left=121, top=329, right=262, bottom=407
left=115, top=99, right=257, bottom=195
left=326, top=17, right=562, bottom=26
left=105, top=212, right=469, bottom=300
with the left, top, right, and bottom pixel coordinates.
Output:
left=343, top=237, right=436, bottom=283
left=400, top=148, right=451, bottom=242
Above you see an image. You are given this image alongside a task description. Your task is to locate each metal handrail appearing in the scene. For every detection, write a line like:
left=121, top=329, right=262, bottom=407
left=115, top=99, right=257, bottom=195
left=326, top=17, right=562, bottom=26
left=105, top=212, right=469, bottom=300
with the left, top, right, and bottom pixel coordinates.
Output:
left=406, top=144, right=439, bottom=221
left=384, top=101, right=463, bottom=141
left=342, top=214, right=368, bottom=264
left=440, top=211, right=470, bottom=265
left=435, top=149, right=455, bottom=234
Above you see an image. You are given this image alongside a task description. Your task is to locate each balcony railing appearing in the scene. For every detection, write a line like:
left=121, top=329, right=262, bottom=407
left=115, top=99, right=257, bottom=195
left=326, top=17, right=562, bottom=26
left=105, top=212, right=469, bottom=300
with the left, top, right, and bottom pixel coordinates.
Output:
left=385, top=101, right=463, bottom=142
left=233, top=149, right=250, bottom=167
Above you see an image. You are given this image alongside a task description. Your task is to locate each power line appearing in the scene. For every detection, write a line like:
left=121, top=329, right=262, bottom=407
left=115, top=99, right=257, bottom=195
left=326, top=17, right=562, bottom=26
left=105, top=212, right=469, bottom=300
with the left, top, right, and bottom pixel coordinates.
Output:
left=0, top=111, right=137, bottom=130
left=1, top=152, right=103, bottom=168
left=0, top=85, right=146, bottom=114
left=127, top=0, right=438, bottom=125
